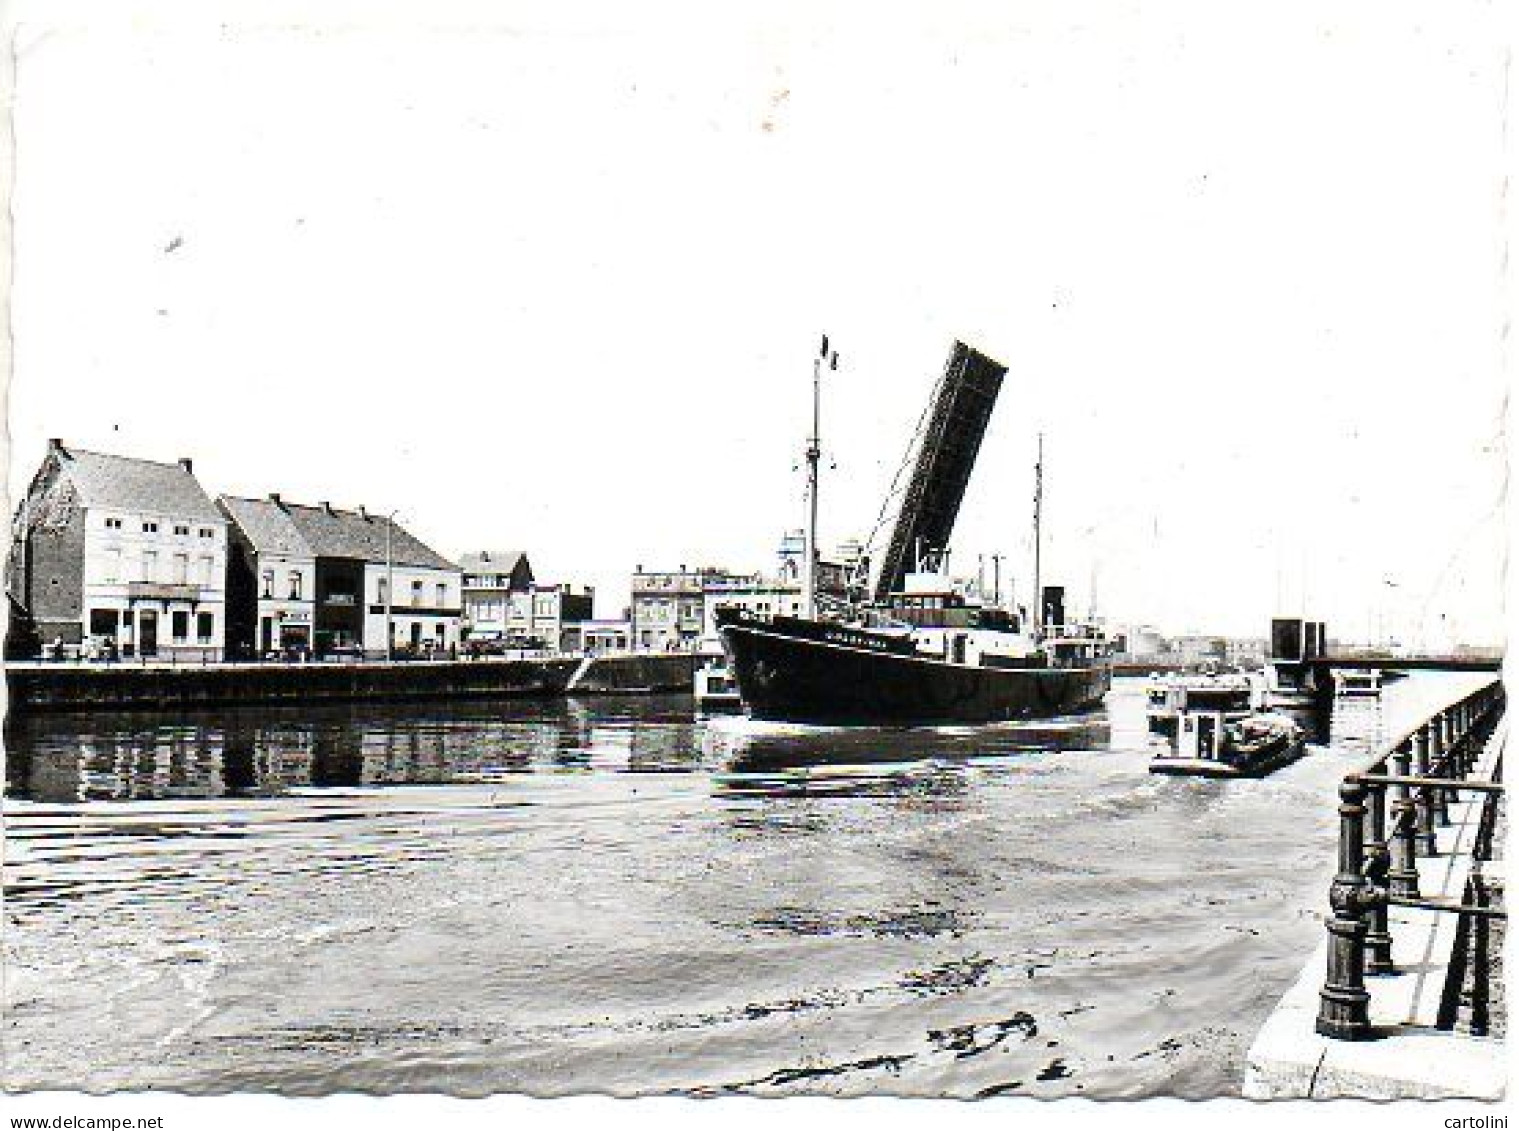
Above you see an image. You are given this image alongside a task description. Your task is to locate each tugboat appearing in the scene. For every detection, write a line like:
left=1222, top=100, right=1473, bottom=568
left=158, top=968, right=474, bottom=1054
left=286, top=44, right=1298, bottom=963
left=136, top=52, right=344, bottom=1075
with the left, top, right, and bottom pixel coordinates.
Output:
left=717, top=338, right=1111, bottom=726
left=1149, top=709, right=1305, bottom=778
left=1145, top=667, right=1266, bottom=737
left=693, top=659, right=743, bottom=713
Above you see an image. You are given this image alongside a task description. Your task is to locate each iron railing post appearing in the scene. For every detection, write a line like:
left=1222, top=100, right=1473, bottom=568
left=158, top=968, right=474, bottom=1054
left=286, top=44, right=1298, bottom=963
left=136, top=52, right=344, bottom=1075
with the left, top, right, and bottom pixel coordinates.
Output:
left=1386, top=740, right=1420, bottom=899
left=1459, top=702, right=1474, bottom=773
left=1363, top=779, right=1395, bottom=975
left=1430, top=715, right=1451, bottom=827
left=1317, top=780, right=1377, bottom=1039
left=1461, top=700, right=1478, bottom=775
left=1413, top=724, right=1437, bottom=856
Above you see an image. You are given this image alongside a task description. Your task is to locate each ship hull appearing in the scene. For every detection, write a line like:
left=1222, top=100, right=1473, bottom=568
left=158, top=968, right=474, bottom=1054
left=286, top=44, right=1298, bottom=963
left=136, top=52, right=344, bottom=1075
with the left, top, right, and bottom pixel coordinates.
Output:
left=720, top=617, right=1110, bottom=725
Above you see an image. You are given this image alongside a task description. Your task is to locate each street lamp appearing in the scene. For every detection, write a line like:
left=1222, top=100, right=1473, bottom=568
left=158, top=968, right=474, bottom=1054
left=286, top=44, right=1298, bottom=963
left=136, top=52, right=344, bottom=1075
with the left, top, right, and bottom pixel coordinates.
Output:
left=385, top=509, right=399, bottom=662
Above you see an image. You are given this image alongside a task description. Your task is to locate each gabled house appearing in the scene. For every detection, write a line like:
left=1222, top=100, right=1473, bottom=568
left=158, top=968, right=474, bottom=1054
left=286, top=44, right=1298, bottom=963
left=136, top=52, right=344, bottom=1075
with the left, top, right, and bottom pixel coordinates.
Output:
left=7, top=440, right=228, bottom=659
left=222, top=494, right=462, bottom=656
left=459, top=550, right=534, bottom=641
left=218, top=494, right=318, bottom=657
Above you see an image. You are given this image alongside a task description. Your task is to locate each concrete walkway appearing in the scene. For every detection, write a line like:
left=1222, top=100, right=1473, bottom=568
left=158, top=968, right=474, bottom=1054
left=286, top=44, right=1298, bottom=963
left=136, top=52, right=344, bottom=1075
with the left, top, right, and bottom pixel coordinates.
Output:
left=1243, top=721, right=1507, bottom=1099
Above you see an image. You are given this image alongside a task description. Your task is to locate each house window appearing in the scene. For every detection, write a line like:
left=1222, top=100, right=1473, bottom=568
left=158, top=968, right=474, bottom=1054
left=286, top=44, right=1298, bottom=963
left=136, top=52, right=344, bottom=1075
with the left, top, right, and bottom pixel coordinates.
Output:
left=198, top=555, right=214, bottom=585
left=412, top=580, right=423, bottom=607
left=261, top=569, right=274, bottom=598
left=174, top=525, right=189, bottom=536
left=173, top=553, right=189, bottom=584
left=103, top=547, right=121, bottom=584
left=105, top=517, right=123, bottom=530
left=377, top=577, right=389, bottom=605
left=171, top=610, right=189, bottom=641
left=288, top=571, right=303, bottom=600
left=435, top=582, right=447, bottom=607
left=198, top=528, right=214, bottom=539
left=142, top=551, right=158, bottom=581
left=196, top=612, right=214, bottom=642
left=143, top=521, right=158, bottom=533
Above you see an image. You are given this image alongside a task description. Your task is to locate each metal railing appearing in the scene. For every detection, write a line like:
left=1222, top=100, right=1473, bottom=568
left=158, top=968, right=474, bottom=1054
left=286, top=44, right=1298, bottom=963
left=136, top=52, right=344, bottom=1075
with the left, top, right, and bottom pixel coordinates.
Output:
left=1316, top=678, right=1506, bottom=1040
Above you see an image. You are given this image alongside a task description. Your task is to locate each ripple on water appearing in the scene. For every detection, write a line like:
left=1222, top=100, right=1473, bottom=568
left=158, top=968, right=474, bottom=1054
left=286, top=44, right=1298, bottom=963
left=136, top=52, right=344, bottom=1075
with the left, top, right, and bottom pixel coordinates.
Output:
left=1, top=674, right=1492, bottom=1096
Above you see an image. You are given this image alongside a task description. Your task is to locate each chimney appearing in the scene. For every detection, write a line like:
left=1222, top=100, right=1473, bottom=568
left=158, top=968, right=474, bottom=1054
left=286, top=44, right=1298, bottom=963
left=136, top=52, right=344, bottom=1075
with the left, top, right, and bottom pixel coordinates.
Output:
left=320, top=501, right=334, bottom=515
left=268, top=492, right=283, bottom=509
left=48, top=438, right=64, bottom=454
left=482, top=550, right=492, bottom=562
left=358, top=506, right=369, bottom=520
left=178, top=457, right=194, bottom=474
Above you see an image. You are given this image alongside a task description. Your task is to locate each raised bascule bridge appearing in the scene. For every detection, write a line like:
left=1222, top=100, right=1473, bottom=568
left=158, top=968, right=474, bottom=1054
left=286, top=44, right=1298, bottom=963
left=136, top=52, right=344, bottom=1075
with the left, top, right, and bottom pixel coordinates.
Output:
left=863, top=340, right=1007, bottom=604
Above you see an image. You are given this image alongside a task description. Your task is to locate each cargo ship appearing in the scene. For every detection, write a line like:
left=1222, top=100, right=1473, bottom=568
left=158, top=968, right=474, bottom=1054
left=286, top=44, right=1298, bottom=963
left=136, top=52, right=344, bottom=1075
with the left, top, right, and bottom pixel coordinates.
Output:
left=717, top=338, right=1111, bottom=726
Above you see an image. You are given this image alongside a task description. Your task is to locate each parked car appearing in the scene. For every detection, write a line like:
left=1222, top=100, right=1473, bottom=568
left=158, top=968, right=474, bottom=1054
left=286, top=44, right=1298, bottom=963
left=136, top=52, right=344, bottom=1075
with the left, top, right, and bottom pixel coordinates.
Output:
left=464, top=634, right=508, bottom=657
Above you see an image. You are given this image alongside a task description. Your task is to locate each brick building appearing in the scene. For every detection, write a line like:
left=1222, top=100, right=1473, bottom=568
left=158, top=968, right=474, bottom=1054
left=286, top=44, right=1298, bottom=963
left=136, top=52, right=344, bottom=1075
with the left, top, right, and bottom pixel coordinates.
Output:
left=6, top=440, right=228, bottom=659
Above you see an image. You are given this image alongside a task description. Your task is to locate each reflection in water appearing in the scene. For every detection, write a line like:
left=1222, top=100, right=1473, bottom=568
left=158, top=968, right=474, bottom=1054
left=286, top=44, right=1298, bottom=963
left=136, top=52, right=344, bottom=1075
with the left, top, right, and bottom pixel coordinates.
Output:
left=2, top=673, right=1493, bottom=1098
left=705, top=713, right=1113, bottom=771
left=4, top=696, right=706, bottom=803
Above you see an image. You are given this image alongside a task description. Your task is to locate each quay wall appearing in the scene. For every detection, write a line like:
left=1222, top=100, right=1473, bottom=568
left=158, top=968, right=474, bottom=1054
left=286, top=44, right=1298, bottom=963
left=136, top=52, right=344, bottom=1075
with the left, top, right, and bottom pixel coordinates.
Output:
left=5, top=653, right=709, bottom=714
left=569, top=652, right=708, bottom=694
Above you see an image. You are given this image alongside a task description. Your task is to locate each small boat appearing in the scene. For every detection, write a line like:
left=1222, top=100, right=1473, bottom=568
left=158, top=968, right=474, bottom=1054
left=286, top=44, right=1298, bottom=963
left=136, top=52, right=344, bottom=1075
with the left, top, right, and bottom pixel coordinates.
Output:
left=1145, top=669, right=1265, bottom=736
left=1333, top=668, right=1383, bottom=698
left=694, top=660, right=743, bottom=713
left=1149, top=709, right=1305, bottom=778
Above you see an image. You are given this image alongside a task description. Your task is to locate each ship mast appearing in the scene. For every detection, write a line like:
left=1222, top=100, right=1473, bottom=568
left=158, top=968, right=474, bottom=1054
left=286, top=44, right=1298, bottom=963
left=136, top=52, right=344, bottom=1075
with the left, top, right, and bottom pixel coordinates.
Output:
left=1032, top=432, right=1044, bottom=643
left=804, top=335, right=838, bottom=619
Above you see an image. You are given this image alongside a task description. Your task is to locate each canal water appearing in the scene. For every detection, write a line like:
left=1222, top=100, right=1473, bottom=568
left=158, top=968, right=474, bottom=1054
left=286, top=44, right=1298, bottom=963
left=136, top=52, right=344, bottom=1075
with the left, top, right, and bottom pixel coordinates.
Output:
left=1, top=673, right=1488, bottom=1097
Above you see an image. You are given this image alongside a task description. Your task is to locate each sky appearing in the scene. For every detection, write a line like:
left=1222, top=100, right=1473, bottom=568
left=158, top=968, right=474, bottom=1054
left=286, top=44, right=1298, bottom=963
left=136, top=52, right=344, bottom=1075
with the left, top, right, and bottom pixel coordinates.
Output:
left=5, top=1, right=1510, bottom=646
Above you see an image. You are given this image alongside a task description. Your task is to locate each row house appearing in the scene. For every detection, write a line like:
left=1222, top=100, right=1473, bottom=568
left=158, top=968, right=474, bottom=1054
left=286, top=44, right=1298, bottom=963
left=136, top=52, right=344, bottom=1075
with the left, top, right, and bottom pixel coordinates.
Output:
left=570, top=618, right=631, bottom=653
left=630, top=564, right=739, bottom=651
left=698, top=532, right=857, bottom=648
left=221, top=494, right=461, bottom=656
left=219, top=494, right=319, bottom=656
left=6, top=440, right=228, bottom=659
left=460, top=550, right=535, bottom=640
left=460, top=551, right=595, bottom=650
left=507, top=583, right=595, bottom=650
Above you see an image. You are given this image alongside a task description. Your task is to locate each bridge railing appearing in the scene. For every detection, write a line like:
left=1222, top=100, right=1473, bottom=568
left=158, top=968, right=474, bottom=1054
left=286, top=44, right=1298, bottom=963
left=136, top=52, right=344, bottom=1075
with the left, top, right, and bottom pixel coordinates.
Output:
left=1316, top=677, right=1506, bottom=1040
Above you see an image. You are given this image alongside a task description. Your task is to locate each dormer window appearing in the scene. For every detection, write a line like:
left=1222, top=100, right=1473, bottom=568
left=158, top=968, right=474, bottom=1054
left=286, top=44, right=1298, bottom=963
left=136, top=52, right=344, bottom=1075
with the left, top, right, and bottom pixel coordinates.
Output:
left=174, top=524, right=189, bottom=536
left=105, top=517, right=123, bottom=530
left=142, top=521, right=158, bottom=533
